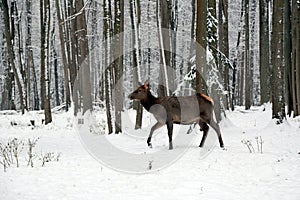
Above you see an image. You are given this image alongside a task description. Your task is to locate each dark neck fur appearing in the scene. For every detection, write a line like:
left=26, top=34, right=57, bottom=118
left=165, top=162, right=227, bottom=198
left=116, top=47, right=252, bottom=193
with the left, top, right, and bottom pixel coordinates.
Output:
left=140, top=91, right=157, bottom=111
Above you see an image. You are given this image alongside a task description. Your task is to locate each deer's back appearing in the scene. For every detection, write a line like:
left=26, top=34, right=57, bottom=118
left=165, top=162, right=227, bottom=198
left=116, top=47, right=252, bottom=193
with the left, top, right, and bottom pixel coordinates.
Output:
left=152, top=94, right=213, bottom=124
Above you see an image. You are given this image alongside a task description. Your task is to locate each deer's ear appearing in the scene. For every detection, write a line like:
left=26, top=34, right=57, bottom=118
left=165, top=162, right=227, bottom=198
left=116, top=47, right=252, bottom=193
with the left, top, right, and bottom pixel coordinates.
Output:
left=144, top=80, right=150, bottom=90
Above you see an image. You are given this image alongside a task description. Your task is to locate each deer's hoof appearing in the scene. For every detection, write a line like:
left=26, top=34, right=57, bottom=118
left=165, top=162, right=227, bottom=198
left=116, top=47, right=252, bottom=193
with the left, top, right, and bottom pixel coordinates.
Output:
left=169, top=143, right=173, bottom=150
left=147, top=138, right=152, bottom=148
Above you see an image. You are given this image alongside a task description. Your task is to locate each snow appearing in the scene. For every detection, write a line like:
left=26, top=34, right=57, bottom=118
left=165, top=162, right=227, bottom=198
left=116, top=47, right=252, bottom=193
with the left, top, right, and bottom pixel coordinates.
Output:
left=1, top=104, right=300, bottom=200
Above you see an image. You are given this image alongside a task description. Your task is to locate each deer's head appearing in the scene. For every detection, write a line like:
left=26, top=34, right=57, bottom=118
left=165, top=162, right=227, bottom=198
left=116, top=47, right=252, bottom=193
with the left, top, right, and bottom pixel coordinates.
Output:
left=128, top=80, right=150, bottom=101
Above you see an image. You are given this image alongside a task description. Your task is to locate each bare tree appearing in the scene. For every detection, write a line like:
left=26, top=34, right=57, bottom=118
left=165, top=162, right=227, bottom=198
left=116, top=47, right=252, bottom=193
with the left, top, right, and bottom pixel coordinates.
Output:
left=25, top=0, right=39, bottom=110
left=0, top=7, right=14, bottom=111
left=55, top=0, right=71, bottom=111
left=76, top=0, right=92, bottom=114
left=244, top=0, right=252, bottom=110
left=291, top=0, right=300, bottom=116
left=284, top=0, right=293, bottom=116
left=157, top=0, right=171, bottom=96
left=13, top=2, right=28, bottom=111
left=271, top=0, right=285, bottom=121
left=208, top=0, right=222, bottom=121
left=170, top=0, right=178, bottom=75
left=130, top=0, right=143, bottom=129
left=196, top=0, right=207, bottom=94
left=187, top=0, right=196, bottom=89
left=218, top=0, right=230, bottom=110
left=113, top=0, right=124, bottom=134
left=40, top=0, right=52, bottom=124
left=103, top=0, right=113, bottom=134
left=2, top=0, right=25, bottom=114
left=259, top=0, right=270, bottom=104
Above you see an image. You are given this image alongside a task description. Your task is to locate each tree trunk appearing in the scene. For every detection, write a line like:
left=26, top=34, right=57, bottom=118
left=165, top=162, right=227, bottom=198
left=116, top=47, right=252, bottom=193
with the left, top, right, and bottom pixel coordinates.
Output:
left=271, top=0, right=285, bottom=121
left=54, top=49, right=60, bottom=106
left=14, top=3, right=28, bottom=111
left=170, top=0, right=178, bottom=75
left=249, top=0, right=256, bottom=105
left=196, top=0, right=207, bottom=94
left=291, top=0, right=300, bottom=116
left=113, top=0, right=124, bottom=134
left=219, top=0, right=230, bottom=110
left=76, top=0, right=92, bottom=115
left=24, top=0, right=39, bottom=111
left=40, top=0, right=52, bottom=124
left=284, top=0, right=293, bottom=116
left=208, top=0, right=222, bottom=120
left=55, top=0, right=70, bottom=111
left=234, top=0, right=245, bottom=106
left=103, top=0, right=113, bottom=134
left=2, top=0, right=25, bottom=114
left=69, top=1, right=79, bottom=114
left=130, top=0, right=143, bottom=129
left=1, top=9, right=14, bottom=111
left=157, top=0, right=171, bottom=96
left=244, top=0, right=251, bottom=110
left=239, top=52, right=245, bottom=105
left=187, top=0, right=196, bottom=95
left=25, top=0, right=35, bottom=110
left=259, top=0, right=270, bottom=104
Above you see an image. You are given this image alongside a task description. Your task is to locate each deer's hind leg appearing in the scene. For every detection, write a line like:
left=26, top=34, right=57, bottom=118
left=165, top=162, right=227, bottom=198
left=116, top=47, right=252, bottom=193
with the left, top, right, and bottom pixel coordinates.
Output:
left=209, top=119, right=224, bottom=148
left=166, top=119, right=174, bottom=150
left=147, top=122, right=164, bottom=148
left=199, top=121, right=209, bottom=147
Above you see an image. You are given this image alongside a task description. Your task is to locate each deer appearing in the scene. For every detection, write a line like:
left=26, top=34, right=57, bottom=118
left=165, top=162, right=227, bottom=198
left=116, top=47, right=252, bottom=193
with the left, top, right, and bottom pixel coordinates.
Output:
left=128, top=80, right=224, bottom=150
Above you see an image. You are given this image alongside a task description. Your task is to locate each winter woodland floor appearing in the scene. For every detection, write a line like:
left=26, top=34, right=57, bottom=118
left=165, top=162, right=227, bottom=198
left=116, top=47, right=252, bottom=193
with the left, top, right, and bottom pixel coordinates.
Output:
left=0, top=104, right=300, bottom=200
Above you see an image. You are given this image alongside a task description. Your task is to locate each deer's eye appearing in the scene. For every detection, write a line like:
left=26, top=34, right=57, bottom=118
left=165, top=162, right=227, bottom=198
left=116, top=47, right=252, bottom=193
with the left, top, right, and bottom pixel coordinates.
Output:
left=138, top=89, right=142, bottom=92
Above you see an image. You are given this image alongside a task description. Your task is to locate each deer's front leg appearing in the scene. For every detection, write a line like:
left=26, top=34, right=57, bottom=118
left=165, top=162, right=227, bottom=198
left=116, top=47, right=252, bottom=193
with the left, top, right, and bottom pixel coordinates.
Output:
left=166, top=120, right=174, bottom=150
left=147, top=122, right=164, bottom=148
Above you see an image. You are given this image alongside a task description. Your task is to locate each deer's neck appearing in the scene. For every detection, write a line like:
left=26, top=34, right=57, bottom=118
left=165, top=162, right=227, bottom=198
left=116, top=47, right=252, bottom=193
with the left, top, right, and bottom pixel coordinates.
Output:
left=141, top=92, right=157, bottom=111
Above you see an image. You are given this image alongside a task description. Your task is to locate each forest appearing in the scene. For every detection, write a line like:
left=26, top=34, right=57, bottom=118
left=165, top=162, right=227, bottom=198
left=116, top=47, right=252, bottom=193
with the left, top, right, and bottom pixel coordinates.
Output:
left=1, top=1, right=300, bottom=198
left=0, top=0, right=300, bottom=131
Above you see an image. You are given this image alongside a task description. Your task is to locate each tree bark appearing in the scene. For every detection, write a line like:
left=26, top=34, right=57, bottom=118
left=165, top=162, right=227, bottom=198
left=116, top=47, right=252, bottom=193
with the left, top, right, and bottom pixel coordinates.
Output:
left=75, top=0, right=92, bottom=115
left=291, top=0, right=300, bottom=116
left=130, top=0, right=143, bottom=129
left=40, top=0, right=52, bottom=124
left=103, top=0, right=113, bottom=134
left=2, top=0, right=25, bottom=114
left=219, top=0, right=230, bottom=110
left=284, top=0, right=293, bottom=116
left=113, top=0, right=124, bottom=134
left=55, top=0, right=71, bottom=111
left=196, top=0, right=207, bottom=94
left=157, top=0, right=171, bottom=96
left=259, top=0, right=270, bottom=104
left=271, top=0, right=285, bottom=121
left=244, top=0, right=251, bottom=110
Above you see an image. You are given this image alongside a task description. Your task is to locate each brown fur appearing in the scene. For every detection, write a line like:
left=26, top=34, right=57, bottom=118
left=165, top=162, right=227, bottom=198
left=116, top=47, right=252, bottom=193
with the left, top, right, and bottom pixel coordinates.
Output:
left=200, top=94, right=214, bottom=105
left=128, top=81, right=224, bottom=150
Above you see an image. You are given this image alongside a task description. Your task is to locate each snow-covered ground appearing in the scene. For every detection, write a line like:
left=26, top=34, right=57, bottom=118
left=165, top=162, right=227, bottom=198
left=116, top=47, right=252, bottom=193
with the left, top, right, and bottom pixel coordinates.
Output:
left=1, top=104, right=300, bottom=200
